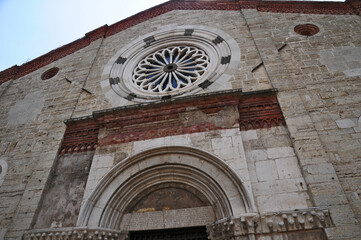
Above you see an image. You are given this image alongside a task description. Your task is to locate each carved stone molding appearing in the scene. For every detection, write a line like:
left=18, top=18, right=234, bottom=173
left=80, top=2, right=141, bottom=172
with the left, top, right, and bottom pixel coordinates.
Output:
left=238, top=94, right=285, bottom=131
left=104, top=25, right=239, bottom=103
left=24, top=227, right=127, bottom=240
left=59, top=120, right=99, bottom=155
left=61, top=89, right=284, bottom=154
left=207, top=207, right=333, bottom=239
left=24, top=208, right=333, bottom=240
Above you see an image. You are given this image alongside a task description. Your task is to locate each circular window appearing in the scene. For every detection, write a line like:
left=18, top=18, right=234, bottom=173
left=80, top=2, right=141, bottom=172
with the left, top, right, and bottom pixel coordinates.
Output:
left=133, top=46, right=209, bottom=94
left=41, top=67, right=59, bottom=80
left=103, top=25, right=240, bottom=102
left=294, top=24, right=319, bottom=36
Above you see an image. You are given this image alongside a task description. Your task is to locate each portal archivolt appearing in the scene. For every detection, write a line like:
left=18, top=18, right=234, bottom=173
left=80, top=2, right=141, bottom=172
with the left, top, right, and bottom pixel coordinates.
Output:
left=77, top=146, right=255, bottom=229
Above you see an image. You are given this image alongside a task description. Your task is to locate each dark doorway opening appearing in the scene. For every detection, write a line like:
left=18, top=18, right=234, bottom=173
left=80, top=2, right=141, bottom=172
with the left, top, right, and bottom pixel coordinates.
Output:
left=129, top=226, right=208, bottom=240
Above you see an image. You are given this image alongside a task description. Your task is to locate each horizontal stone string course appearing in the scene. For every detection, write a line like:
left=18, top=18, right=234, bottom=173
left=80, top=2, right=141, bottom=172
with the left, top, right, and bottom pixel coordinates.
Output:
left=207, top=208, right=333, bottom=239
left=24, top=208, right=332, bottom=240
left=24, top=227, right=126, bottom=240
left=59, top=91, right=285, bottom=154
left=0, top=0, right=358, bottom=85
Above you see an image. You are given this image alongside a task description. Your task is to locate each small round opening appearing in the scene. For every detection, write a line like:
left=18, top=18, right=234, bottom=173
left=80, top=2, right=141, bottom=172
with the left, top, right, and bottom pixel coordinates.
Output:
left=294, top=24, right=319, bottom=36
left=41, top=67, right=59, bottom=80
left=163, top=63, right=178, bottom=73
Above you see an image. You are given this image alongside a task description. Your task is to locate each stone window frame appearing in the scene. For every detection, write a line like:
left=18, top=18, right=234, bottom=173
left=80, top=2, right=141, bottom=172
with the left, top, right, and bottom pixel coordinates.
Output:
left=101, top=25, right=240, bottom=103
left=41, top=67, right=60, bottom=80
left=289, top=22, right=324, bottom=39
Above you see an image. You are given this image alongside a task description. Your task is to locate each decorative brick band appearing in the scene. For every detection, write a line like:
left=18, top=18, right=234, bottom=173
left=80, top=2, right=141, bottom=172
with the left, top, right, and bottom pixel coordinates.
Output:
left=96, top=95, right=239, bottom=146
left=60, top=89, right=285, bottom=154
left=105, top=1, right=240, bottom=37
left=238, top=94, right=285, bottom=131
left=0, top=25, right=107, bottom=85
left=59, top=120, right=99, bottom=155
left=0, top=0, right=358, bottom=85
left=256, top=0, right=355, bottom=15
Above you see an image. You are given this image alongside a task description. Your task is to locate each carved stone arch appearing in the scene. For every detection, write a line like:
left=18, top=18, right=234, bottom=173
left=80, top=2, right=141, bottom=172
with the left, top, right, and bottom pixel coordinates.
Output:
left=100, top=164, right=232, bottom=229
left=77, top=146, right=255, bottom=229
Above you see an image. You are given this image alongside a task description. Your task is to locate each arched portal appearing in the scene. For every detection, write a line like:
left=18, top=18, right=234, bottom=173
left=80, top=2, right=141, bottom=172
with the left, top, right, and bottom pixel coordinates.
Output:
left=77, top=146, right=255, bottom=230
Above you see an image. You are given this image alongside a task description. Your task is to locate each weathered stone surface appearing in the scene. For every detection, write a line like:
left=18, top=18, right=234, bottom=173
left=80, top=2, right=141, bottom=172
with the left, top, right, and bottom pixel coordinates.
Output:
left=121, top=206, right=215, bottom=231
left=0, top=3, right=360, bottom=240
left=336, top=119, right=357, bottom=129
left=23, top=227, right=126, bottom=240
left=257, top=10, right=361, bottom=239
left=320, top=46, right=361, bottom=77
left=207, top=207, right=332, bottom=238
left=33, top=152, right=94, bottom=228
left=0, top=39, right=103, bottom=238
left=6, top=91, right=44, bottom=127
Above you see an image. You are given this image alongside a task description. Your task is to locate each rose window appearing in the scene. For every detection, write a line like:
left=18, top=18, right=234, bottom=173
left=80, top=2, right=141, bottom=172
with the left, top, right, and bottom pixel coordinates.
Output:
left=104, top=25, right=240, bottom=102
left=132, top=46, right=209, bottom=93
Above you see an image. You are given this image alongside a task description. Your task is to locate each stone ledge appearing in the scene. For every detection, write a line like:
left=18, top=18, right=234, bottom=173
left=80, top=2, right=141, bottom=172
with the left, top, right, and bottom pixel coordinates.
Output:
left=207, top=207, right=333, bottom=238
left=59, top=89, right=285, bottom=154
left=24, top=227, right=126, bottom=240
left=23, top=208, right=333, bottom=240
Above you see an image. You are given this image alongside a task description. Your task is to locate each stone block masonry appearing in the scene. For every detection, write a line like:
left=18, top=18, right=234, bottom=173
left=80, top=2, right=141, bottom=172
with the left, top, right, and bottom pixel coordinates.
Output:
left=0, top=1, right=360, bottom=240
left=254, top=9, right=361, bottom=239
left=33, top=152, right=94, bottom=228
left=0, top=39, right=104, bottom=239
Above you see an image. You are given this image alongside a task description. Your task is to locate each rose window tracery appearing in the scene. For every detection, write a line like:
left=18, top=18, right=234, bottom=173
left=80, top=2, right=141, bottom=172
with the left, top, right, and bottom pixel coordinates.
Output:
left=132, top=46, right=209, bottom=93
left=103, top=25, right=240, bottom=102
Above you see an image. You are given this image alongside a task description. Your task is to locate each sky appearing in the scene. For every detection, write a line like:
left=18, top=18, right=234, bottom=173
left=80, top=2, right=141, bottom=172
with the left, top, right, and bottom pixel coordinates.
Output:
left=0, top=0, right=345, bottom=72
left=0, top=0, right=168, bottom=71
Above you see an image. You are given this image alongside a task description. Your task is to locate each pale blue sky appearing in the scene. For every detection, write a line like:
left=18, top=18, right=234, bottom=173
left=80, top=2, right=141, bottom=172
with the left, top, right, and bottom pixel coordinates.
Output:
left=0, top=0, right=168, bottom=71
left=0, top=0, right=345, bottom=71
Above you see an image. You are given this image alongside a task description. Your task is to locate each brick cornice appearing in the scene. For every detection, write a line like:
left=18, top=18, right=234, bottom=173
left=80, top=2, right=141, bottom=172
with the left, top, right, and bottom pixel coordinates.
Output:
left=0, top=0, right=358, bottom=85
left=256, top=0, right=356, bottom=15
left=105, top=1, right=240, bottom=37
left=59, top=89, right=285, bottom=154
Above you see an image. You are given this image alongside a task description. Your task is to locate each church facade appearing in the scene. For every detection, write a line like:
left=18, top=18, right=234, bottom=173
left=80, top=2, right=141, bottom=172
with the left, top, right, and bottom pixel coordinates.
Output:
left=0, top=1, right=361, bottom=240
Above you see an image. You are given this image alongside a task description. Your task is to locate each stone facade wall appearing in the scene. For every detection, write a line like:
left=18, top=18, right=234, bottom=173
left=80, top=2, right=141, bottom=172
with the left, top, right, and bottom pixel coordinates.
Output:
left=81, top=127, right=310, bottom=224
left=0, top=39, right=103, bottom=239
left=70, top=10, right=269, bottom=118
left=242, top=127, right=310, bottom=213
left=259, top=12, right=361, bottom=230
left=0, top=4, right=360, bottom=240
left=81, top=128, right=255, bottom=216
left=245, top=9, right=361, bottom=239
left=33, top=152, right=94, bottom=228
